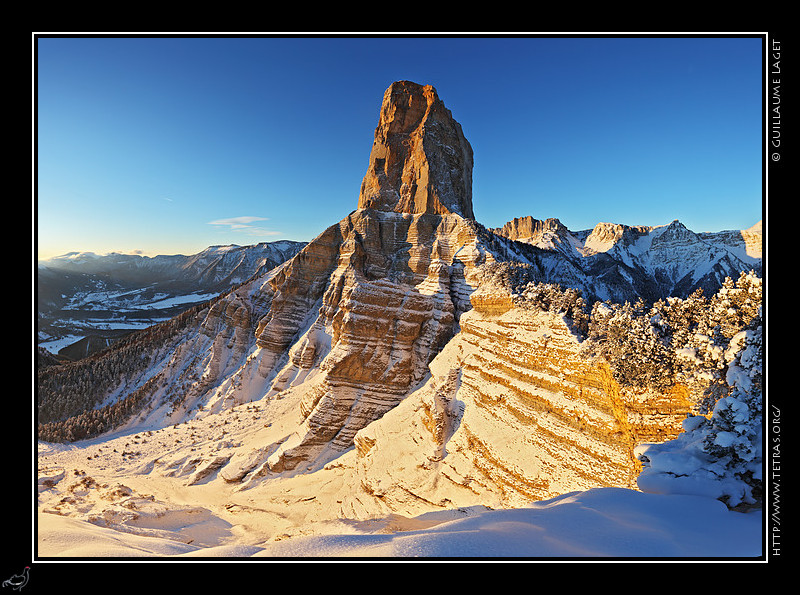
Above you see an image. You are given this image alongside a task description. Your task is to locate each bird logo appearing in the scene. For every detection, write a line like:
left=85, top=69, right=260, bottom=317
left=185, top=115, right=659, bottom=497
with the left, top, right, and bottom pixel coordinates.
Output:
left=2, top=567, right=29, bottom=591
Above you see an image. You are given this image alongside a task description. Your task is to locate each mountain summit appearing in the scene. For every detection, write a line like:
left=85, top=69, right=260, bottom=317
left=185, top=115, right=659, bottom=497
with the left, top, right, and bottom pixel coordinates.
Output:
left=358, top=81, right=474, bottom=219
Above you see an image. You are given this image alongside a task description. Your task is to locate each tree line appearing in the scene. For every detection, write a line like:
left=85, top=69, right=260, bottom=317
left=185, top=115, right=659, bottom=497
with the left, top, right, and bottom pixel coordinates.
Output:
left=36, top=298, right=216, bottom=442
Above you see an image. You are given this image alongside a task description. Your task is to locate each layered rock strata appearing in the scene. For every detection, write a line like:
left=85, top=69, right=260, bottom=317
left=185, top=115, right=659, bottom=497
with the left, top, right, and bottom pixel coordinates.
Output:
left=239, top=82, right=485, bottom=472
left=151, top=81, right=700, bottom=483
left=258, top=210, right=490, bottom=472
left=347, top=289, right=694, bottom=515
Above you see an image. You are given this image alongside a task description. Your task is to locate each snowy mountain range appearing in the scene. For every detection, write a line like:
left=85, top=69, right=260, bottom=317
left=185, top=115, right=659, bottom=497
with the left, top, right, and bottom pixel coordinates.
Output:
left=489, top=216, right=762, bottom=304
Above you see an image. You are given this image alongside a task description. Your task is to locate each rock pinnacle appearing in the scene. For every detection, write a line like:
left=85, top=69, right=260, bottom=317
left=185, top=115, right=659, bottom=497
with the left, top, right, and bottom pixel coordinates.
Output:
left=358, top=81, right=475, bottom=219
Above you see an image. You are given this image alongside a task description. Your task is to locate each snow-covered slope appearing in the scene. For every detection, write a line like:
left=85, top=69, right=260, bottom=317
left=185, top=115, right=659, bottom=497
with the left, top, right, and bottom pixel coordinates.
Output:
left=36, top=296, right=762, bottom=559
left=36, top=277, right=763, bottom=559
left=37, top=484, right=760, bottom=558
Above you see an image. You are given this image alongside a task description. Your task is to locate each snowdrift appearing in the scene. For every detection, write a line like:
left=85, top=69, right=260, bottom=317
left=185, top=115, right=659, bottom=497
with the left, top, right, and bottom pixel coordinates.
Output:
left=37, top=487, right=761, bottom=559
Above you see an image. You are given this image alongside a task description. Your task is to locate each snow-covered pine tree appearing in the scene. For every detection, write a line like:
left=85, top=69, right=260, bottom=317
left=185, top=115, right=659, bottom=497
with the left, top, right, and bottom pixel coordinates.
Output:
left=701, top=307, right=763, bottom=506
left=636, top=275, right=763, bottom=510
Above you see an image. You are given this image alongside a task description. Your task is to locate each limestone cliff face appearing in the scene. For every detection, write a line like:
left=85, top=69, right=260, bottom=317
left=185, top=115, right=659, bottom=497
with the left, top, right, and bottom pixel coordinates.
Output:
left=582, top=221, right=655, bottom=254
left=740, top=220, right=762, bottom=259
left=358, top=81, right=474, bottom=219
left=348, top=290, right=694, bottom=515
left=95, top=81, right=487, bottom=472
left=699, top=220, right=763, bottom=261
left=490, top=216, right=571, bottom=245
left=259, top=210, right=490, bottom=472
left=239, top=82, right=487, bottom=472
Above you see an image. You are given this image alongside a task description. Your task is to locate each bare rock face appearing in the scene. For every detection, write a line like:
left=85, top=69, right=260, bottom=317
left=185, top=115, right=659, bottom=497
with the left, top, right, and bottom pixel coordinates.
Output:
left=348, top=291, right=694, bottom=514
left=491, top=216, right=570, bottom=244
left=740, top=220, right=762, bottom=259
left=358, top=81, right=474, bottom=219
left=258, top=210, right=490, bottom=472
left=237, top=82, right=488, bottom=472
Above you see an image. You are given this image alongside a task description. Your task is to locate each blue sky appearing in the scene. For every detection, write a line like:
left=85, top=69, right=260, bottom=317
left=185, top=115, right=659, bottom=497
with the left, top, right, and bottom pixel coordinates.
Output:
left=36, top=35, right=764, bottom=259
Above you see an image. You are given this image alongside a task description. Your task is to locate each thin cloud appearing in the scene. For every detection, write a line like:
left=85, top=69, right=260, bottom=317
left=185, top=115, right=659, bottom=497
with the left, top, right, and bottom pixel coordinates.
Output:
left=208, top=216, right=280, bottom=237
left=208, top=216, right=269, bottom=229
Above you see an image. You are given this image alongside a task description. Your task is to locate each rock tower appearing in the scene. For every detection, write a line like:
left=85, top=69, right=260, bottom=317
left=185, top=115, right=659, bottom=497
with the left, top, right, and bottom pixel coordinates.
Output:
left=358, top=81, right=475, bottom=219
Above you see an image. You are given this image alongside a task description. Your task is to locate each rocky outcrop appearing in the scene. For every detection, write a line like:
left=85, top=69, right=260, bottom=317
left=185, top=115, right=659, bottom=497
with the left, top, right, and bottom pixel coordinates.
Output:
left=740, top=220, right=763, bottom=259
left=251, top=211, right=486, bottom=386
left=348, top=290, right=695, bottom=515
left=490, top=216, right=571, bottom=247
left=699, top=220, right=763, bottom=261
left=358, top=81, right=474, bottom=219
left=197, top=292, right=256, bottom=387
left=232, top=81, right=487, bottom=472
left=260, top=210, right=490, bottom=472
left=582, top=221, right=655, bottom=255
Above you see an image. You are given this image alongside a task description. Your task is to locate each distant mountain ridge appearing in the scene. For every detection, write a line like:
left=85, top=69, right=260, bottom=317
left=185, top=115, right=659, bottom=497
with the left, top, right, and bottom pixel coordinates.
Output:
left=488, top=216, right=762, bottom=304
left=37, top=240, right=306, bottom=358
left=39, top=240, right=307, bottom=288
